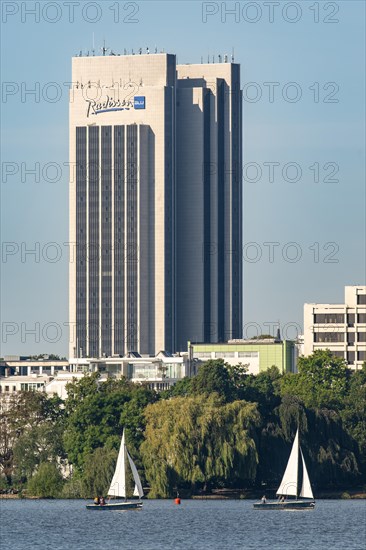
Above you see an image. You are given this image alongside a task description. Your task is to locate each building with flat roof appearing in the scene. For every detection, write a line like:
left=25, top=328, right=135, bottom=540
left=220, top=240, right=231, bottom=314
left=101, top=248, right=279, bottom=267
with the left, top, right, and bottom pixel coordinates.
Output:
left=69, top=51, right=242, bottom=358
left=0, top=352, right=192, bottom=397
left=303, top=285, right=366, bottom=369
left=188, top=338, right=296, bottom=375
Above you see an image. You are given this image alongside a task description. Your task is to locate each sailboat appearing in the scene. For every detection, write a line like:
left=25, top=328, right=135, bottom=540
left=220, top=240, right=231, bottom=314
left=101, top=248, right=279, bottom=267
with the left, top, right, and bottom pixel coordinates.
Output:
left=253, top=429, right=315, bottom=510
left=86, top=430, right=144, bottom=510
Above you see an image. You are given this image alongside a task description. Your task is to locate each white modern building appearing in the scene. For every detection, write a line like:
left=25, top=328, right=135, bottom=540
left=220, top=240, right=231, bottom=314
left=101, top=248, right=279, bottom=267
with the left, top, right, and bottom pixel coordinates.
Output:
left=0, top=352, right=191, bottom=397
left=69, top=51, right=242, bottom=358
left=69, top=351, right=192, bottom=392
left=303, top=285, right=366, bottom=369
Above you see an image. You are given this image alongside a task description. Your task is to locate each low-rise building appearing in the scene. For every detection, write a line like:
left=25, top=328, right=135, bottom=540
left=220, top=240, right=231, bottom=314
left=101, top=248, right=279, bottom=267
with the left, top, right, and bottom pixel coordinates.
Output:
left=0, top=373, right=53, bottom=394
left=69, top=351, right=191, bottom=392
left=303, top=285, right=366, bottom=369
left=0, top=351, right=191, bottom=397
left=0, top=356, right=70, bottom=377
left=188, top=338, right=296, bottom=374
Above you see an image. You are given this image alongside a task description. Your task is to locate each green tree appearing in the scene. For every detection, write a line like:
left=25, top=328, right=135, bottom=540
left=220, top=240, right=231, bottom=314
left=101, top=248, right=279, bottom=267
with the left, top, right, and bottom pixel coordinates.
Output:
left=190, top=360, right=236, bottom=401
left=0, top=392, right=63, bottom=486
left=340, top=363, right=366, bottom=463
left=280, top=349, right=350, bottom=409
left=27, top=462, right=64, bottom=498
left=13, top=423, right=65, bottom=483
left=81, top=447, right=118, bottom=498
left=63, top=374, right=156, bottom=473
left=141, top=394, right=260, bottom=497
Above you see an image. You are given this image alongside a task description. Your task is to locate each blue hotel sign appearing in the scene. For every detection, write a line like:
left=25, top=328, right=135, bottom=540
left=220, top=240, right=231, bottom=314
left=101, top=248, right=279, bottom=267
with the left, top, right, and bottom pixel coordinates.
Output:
left=86, top=95, right=146, bottom=117
left=134, top=96, right=146, bottom=109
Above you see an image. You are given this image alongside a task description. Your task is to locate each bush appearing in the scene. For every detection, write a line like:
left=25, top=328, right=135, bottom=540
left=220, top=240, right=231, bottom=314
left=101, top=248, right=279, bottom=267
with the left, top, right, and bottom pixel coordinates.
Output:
left=61, top=477, right=84, bottom=499
left=27, top=463, right=64, bottom=498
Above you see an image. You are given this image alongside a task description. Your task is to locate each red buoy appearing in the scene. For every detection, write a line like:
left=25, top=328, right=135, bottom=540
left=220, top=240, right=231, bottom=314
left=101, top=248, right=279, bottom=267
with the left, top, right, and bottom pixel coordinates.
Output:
left=174, top=498, right=181, bottom=505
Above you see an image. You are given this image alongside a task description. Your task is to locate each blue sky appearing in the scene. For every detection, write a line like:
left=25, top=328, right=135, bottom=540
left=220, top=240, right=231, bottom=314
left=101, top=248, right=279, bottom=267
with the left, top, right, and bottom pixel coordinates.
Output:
left=1, top=0, right=365, bottom=356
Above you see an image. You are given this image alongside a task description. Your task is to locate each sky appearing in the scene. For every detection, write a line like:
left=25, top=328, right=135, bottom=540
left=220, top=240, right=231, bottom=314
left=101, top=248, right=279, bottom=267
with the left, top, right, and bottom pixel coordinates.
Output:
left=1, top=0, right=365, bottom=356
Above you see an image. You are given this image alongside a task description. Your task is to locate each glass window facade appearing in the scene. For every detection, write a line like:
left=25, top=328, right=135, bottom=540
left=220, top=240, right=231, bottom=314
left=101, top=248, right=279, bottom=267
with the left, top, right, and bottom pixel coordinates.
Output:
left=76, top=127, right=87, bottom=356
left=314, top=332, right=344, bottom=343
left=88, top=126, right=100, bottom=357
left=314, top=313, right=344, bottom=324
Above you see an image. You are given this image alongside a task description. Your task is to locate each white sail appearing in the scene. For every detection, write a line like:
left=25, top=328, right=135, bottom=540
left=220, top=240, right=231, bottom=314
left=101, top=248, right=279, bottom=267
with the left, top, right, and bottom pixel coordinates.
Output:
left=108, top=430, right=126, bottom=498
left=276, top=429, right=299, bottom=497
left=299, top=448, right=314, bottom=499
left=127, top=451, right=144, bottom=499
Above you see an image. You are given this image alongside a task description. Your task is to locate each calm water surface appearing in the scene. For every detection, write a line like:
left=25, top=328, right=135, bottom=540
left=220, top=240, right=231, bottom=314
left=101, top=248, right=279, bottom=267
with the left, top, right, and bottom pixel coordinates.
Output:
left=1, top=499, right=365, bottom=550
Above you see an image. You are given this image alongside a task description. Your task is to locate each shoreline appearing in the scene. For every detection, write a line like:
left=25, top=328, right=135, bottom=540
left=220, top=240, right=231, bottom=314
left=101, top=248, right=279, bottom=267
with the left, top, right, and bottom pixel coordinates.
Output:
left=1, top=491, right=365, bottom=500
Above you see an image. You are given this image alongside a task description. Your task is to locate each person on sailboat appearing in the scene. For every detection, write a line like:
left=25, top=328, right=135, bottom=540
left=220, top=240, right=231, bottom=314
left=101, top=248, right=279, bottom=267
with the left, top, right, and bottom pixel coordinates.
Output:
left=261, top=495, right=267, bottom=504
left=100, top=496, right=105, bottom=506
left=94, top=497, right=99, bottom=505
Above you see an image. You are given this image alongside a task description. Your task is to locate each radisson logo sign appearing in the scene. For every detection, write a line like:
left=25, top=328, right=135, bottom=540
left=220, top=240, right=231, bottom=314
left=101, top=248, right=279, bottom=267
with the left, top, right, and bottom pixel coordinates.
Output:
left=86, top=96, right=146, bottom=117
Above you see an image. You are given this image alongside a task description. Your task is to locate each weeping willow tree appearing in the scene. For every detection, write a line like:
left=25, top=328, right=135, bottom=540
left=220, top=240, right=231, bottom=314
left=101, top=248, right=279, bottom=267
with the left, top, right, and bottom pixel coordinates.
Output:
left=81, top=447, right=117, bottom=498
left=140, top=394, right=260, bottom=497
left=256, top=395, right=361, bottom=489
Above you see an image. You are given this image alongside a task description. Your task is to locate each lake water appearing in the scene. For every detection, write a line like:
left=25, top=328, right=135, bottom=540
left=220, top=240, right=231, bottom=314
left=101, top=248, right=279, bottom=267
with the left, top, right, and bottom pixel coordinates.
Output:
left=0, top=499, right=365, bottom=550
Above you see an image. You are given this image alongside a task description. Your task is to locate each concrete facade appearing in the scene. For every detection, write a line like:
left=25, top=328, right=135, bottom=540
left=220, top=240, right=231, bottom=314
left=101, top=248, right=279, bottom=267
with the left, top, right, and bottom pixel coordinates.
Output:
left=176, top=63, right=242, bottom=350
left=69, top=53, right=243, bottom=358
left=303, top=285, right=366, bottom=369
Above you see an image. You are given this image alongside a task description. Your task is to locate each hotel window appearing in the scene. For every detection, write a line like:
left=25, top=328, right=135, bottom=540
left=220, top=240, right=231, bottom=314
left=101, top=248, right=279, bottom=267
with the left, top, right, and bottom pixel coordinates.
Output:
left=347, top=335, right=355, bottom=346
left=347, top=351, right=355, bottom=363
left=332, top=351, right=345, bottom=358
left=314, top=313, right=344, bottom=324
left=347, top=313, right=355, bottom=326
left=357, top=351, right=366, bottom=361
left=314, top=332, right=344, bottom=343
left=357, top=294, right=366, bottom=305
left=357, top=332, right=366, bottom=342
left=357, top=314, right=366, bottom=323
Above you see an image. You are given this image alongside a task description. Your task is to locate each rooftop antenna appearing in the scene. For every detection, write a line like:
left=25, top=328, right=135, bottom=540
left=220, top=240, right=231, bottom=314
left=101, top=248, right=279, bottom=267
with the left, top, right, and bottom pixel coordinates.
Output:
left=155, top=45, right=157, bottom=53
left=231, top=47, right=235, bottom=62
left=201, top=56, right=203, bottom=64
left=207, top=53, right=210, bottom=63
left=213, top=55, right=215, bottom=63
left=132, top=48, right=134, bottom=55
left=101, top=39, right=109, bottom=56
left=218, top=54, right=222, bottom=63
left=146, top=46, right=149, bottom=54
left=139, top=47, right=142, bottom=54
left=224, top=53, right=228, bottom=63
left=124, top=48, right=127, bottom=55
left=92, top=32, right=95, bottom=56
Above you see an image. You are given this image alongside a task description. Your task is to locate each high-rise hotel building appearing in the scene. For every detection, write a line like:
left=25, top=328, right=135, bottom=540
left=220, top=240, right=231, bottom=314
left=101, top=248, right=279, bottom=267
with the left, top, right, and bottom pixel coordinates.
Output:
left=69, top=53, right=242, bottom=358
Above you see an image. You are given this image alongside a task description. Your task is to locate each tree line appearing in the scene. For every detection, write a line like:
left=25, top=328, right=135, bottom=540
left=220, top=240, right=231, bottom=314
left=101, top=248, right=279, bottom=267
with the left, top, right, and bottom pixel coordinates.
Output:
left=0, top=350, right=365, bottom=498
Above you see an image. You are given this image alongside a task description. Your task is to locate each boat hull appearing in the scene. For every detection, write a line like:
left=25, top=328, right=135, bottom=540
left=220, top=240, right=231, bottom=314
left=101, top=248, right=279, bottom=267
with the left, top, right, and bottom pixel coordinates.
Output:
left=253, top=500, right=315, bottom=510
left=86, top=501, right=143, bottom=511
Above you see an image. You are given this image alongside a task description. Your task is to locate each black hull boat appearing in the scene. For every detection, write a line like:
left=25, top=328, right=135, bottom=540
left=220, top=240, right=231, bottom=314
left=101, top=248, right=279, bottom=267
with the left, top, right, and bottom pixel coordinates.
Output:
left=254, top=429, right=316, bottom=510
left=86, top=501, right=143, bottom=511
left=253, top=500, right=315, bottom=510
